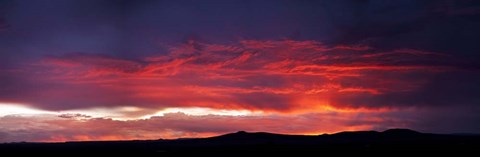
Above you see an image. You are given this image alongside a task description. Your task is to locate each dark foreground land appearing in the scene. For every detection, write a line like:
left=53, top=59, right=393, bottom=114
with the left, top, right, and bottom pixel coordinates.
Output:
left=1, top=129, right=479, bottom=153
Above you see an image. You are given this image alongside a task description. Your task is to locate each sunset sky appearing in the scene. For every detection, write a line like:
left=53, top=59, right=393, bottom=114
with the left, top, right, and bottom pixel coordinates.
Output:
left=1, top=0, right=480, bottom=142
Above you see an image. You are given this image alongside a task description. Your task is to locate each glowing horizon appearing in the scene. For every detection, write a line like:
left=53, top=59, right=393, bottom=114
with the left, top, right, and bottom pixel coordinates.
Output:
left=0, top=102, right=394, bottom=142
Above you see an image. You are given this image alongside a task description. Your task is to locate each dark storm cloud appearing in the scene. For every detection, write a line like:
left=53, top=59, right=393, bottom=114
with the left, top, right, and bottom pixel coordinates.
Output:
left=1, top=0, right=479, bottom=58
left=323, top=0, right=480, bottom=59
left=0, top=17, right=7, bottom=32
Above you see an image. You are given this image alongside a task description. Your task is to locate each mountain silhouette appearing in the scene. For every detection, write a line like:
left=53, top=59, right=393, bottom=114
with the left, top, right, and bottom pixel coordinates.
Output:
left=1, top=129, right=479, bottom=153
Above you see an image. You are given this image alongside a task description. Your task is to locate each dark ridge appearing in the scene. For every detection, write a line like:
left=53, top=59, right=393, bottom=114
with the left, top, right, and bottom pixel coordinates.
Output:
left=208, top=131, right=289, bottom=140
left=382, top=128, right=421, bottom=135
left=331, top=130, right=380, bottom=136
left=0, top=129, right=479, bottom=153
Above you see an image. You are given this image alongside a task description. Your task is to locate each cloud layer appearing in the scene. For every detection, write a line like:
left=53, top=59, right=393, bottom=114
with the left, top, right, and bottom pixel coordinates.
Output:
left=1, top=39, right=474, bottom=111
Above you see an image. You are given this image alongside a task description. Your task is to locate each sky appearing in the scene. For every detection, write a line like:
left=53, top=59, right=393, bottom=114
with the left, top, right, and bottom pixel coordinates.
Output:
left=1, top=0, right=480, bottom=142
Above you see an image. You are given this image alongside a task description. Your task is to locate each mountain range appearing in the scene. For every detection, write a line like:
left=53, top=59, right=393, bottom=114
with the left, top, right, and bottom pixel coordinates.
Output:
left=1, top=129, right=479, bottom=153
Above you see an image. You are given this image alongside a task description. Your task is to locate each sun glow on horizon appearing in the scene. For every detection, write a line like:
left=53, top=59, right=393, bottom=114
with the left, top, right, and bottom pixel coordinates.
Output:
left=0, top=103, right=55, bottom=116
left=0, top=103, right=266, bottom=121
left=142, top=107, right=264, bottom=119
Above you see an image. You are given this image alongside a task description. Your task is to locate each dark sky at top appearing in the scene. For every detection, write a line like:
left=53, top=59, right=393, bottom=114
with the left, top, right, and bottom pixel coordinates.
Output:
left=2, top=0, right=479, bottom=61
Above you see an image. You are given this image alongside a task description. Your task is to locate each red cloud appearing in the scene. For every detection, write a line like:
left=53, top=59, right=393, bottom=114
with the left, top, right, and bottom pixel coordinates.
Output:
left=1, top=39, right=459, bottom=112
